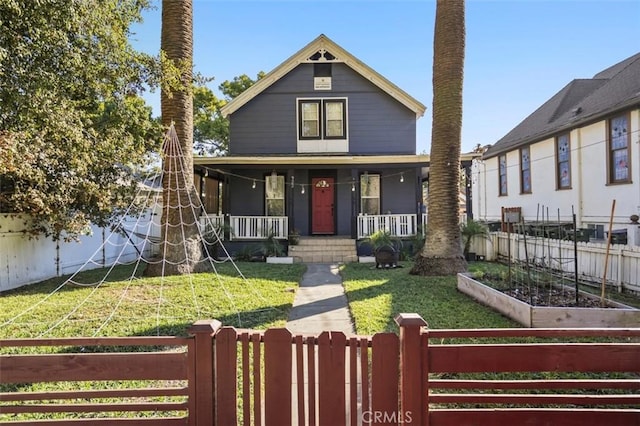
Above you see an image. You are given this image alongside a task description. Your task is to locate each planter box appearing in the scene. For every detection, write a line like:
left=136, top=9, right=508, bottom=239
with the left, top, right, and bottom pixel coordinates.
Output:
left=359, top=256, right=375, bottom=263
left=457, top=273, right=640, bottom=328
left=266, top=256, right=294, bottom=264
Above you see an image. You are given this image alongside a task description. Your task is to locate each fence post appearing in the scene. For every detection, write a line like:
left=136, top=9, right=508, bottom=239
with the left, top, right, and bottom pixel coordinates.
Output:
left=395, top=313, right=428, bottom=426
left=188, top=319, right=221, bottom=426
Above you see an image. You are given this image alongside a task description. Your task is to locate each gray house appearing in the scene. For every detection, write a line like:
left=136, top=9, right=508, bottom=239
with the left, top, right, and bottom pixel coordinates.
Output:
left=194, top=35, right=475, bottom=261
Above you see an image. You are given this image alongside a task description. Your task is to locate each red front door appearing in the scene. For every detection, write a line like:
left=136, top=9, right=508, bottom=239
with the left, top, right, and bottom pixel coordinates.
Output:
left=312, top=177, right=335, bottom=234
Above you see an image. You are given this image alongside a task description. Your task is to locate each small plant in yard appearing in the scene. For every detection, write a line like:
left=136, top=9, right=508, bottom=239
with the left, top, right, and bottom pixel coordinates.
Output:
left=260, top=231, right=286, bottom=258
left=460, top=219, right=491, bottom=260
left=359, top=230, right=403, bottom=267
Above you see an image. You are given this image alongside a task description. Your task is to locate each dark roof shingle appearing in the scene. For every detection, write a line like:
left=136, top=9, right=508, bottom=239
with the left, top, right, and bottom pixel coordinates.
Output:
left=483, top=52, right=640, bottom=159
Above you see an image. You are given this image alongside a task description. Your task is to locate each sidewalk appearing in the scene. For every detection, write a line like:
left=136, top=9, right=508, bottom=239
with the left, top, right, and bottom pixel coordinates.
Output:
left=286, top=263, right=354, bottom=335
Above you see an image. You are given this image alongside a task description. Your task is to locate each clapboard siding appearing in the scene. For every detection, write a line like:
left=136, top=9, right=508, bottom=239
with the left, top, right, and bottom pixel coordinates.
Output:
left=229, top=63, right=417, bottom=155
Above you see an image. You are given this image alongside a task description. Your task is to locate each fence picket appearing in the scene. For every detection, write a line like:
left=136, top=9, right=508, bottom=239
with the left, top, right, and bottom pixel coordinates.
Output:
left=307, top=336, right=317, bottom=426
left=264, top=328, right=292, bottom=426
left=251, top=332, right=262, bottom=426
left=371, top=333, right=400, bottom=425
left=349, top=337, right=359, bottom=426
left=318, top=331, right=347, bottom=425
left=360, top=336, right=371, bottom=420
left=240, top=332, right=251, bottom=424
left=295, top=335, right=305, bottom=426
left=215, top=327, right=237, bottom=424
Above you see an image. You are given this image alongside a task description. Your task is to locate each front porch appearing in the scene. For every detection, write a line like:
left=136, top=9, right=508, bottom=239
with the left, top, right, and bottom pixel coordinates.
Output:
left=200, top=213, right=427, bottom=241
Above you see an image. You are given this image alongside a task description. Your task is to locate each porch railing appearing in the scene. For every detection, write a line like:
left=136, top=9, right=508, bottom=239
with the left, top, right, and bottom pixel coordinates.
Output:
left=199, top=214, right=225, bottom=240
left=357, top=214, right=418, bottom=239
left=230, top=216, right=288, bottom=240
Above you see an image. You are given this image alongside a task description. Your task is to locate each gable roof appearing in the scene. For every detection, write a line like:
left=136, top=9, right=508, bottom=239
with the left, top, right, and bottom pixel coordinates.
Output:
left=220, top=34, right=426, bottom=118
left=483, top=52, right=640, bottom=159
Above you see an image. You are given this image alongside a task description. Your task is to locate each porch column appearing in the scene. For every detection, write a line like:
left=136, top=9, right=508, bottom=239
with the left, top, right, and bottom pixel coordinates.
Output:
left=351, top=168, right=358, bottom=239
left=463, top=163, right=473, bottom=221
left=223, top=174, right=231, bottom=240
left=415, top=166, right=422, bottom=217
left=288, top=168, right=296, bottom=233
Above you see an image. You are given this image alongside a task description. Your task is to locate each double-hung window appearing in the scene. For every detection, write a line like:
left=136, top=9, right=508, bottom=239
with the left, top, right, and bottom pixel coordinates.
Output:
left=360, top=174, right=380, bottom=215
left=556, top=133, right=571, bottom=189
left=498, top=154, right=507, bottom=196
left=297, top=98, right=348, bottom=153
left=608, top=114, right=631, bottom=184
left=265, top=174, right=285, bottom=216
left=520, top=146, right=531, bottom=194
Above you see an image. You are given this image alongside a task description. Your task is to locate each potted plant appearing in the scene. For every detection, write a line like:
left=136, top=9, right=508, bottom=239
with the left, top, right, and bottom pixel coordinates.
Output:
left=261, top=230, right=294, bottom=263
left=288, top=229, right=300, bottom=245
left=360, top=230, right=402, bottom=268
left=460, top=219, right=490, bottom=261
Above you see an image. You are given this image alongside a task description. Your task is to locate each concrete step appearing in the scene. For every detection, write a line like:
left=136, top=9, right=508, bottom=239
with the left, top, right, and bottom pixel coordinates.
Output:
left=288, top=237, right=357, bottom=263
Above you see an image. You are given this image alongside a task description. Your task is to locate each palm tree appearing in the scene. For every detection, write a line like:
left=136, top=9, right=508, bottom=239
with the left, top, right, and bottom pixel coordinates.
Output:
left=411, top=0, right=466, bottom=276
left=146, top=0, right=204, bottom=276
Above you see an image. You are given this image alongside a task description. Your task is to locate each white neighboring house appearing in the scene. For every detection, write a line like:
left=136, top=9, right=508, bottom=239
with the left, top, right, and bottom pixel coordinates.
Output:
left=0, top=178, right=161, bottom=292
left=472, top=52, right=640, bottom=246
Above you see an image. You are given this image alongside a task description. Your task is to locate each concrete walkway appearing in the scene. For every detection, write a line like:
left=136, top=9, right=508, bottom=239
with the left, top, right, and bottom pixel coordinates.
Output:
left=286, top=263, right=354, bottom=335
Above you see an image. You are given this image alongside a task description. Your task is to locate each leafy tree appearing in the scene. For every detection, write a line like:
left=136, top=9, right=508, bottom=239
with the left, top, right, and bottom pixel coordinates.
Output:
left=193, top=72, right=265, bottom=156
left=411, top=0, right=467, bottom=275
left=0, top=0, right=163, bottom=240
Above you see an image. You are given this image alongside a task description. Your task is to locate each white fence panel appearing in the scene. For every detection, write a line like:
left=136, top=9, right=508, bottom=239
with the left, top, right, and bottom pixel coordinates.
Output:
left=0, top=212, right=159, bottom=292
left=490, top=232, right=640, bottom=294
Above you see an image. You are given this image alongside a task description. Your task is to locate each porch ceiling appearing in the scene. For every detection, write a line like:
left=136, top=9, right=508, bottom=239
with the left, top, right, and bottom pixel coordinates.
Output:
left=194, top=153, right=479, bottom=169
left=194, top=154, right=431, bottom=167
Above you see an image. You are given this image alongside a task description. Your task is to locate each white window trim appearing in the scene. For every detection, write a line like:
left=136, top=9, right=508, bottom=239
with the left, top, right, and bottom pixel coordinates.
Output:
left=296, top=97, right=349, bottom=153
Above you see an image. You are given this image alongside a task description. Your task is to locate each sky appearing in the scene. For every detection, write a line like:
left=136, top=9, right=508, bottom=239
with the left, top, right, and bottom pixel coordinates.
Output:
left=130, top=0, right=640, bottom=154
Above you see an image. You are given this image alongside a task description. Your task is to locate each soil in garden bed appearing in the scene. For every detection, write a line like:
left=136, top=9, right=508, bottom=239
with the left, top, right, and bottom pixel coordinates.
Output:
left=501, top=286, right=614, bottom=308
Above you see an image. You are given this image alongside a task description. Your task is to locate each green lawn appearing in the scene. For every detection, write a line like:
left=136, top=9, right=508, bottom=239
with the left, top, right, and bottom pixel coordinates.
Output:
left=0, top=262, right=306, bottom=339
left=341, top=262, right=520, bottom=334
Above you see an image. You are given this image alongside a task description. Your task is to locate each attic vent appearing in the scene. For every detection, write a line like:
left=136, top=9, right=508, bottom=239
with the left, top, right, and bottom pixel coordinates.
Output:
left=309, top=49, right=336, bottom=61
left=571, top=107, right=583, bottom=115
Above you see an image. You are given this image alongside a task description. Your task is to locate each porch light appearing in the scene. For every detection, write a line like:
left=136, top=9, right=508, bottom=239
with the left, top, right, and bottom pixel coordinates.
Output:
left=351, top=182, right=355, bottom=192
left=400, top=172, right=404, bottom=183
left=252, top=179, right=256, bottom=189
left=291, top=175, right=295, bottom=188
left=301, top=186, right=305, bottom=194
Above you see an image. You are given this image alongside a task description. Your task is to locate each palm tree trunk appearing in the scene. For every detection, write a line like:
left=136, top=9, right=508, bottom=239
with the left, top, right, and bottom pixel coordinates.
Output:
left=146, top=0, right=205, bottom=276
left=411, top=0, right=467, bottom=276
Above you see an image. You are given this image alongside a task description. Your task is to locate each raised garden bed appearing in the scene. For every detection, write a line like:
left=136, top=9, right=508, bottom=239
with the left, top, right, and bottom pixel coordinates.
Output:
left=457, top=273, right=640, bottom=328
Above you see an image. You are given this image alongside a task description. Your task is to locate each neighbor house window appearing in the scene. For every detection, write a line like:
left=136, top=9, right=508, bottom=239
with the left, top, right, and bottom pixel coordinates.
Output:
left=360, top=173, right=380, bottom=215
left=498, top=154, right=507, bottom=196
left=297, top=98, right=347, bottom=140
left=608, top=114, right=631, bottom=184
left=556, top=133, right=571, bottom=189
left=520, top=146, right=531, bottom=194
left=265, top=174, right=285, bottom=216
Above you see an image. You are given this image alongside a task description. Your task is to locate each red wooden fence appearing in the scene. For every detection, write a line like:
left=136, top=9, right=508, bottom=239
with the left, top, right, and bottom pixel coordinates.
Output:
left=1, top=315, right=639, bottom=425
